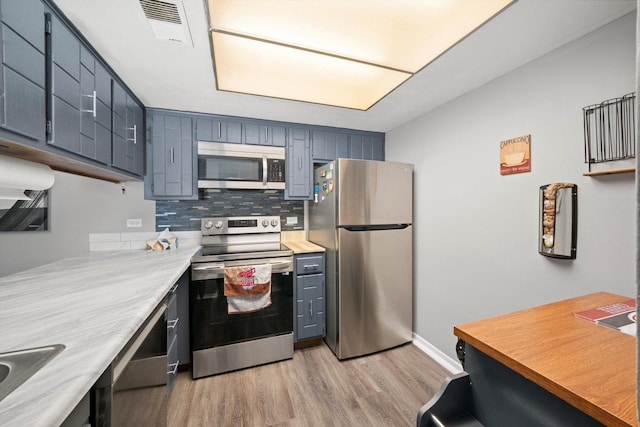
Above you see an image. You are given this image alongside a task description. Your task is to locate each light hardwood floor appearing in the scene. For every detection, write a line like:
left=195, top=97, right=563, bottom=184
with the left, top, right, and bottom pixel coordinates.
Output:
left=168, top=342, right=451, bottom=427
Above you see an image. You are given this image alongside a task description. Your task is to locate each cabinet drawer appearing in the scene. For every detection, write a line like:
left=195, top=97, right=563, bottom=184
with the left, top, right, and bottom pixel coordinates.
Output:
left=295, top=254, right=324, bottom=275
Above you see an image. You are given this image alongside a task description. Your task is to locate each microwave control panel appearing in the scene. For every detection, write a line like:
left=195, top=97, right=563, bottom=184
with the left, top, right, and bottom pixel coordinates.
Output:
left=267, top=159, right=285, bottom=182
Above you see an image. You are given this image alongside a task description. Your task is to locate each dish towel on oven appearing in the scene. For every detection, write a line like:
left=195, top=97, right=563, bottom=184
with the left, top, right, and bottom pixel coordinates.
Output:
left=223, top=264, right=272, bottom=314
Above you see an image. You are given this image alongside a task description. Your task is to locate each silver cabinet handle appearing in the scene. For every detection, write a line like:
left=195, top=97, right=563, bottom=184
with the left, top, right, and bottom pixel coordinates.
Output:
left=217, top=122, right=222, bottom=139
left=167, top=361, right=180, bottom=375
left=303, top=264, right=319, bottom=269
left=298, top=155, right=302, bottom=170
left=168, top=318, right=179, bottom=329
left=264, top=127, right=268, bottom=142
left=81, top=90, right=97, bottom=118
left=262, top=156, right=268, bottom=186
left=170, top=147, right=175, bottom=164
left=169, top=283, right=179, bottom=293
left=127, top=124, right=137, bottom=144
left=309, top=300, right=313, bottom=317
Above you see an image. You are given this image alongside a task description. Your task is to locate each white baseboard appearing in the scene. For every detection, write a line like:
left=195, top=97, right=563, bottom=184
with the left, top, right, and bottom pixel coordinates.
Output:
left=412, top=333, right=463, bottom=374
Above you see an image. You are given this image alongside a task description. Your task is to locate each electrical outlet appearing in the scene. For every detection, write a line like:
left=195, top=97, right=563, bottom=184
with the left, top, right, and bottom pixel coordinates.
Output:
left=126, top=218, right=142, bottom=228
left=286, top=216, right=298, bottom=225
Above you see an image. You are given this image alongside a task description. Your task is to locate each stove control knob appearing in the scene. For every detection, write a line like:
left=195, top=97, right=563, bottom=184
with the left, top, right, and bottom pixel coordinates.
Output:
left=215, top=220, right=223, bottom=229
left=262, top=219, right=269, bottom=228
left=203, top=220, right=214, bottom=229
left=271, top=219, right=279, bottom=227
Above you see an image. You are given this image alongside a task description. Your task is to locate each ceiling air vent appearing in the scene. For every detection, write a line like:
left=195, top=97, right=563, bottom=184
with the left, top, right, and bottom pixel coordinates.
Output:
left=139, top=0, right=193, bottom=45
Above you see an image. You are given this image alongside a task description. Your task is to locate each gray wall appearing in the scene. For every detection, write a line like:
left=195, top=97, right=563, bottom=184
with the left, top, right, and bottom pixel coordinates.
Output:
left=0, top=171, right=156, bottom=276
left=386, top=12, right=637, bottom=360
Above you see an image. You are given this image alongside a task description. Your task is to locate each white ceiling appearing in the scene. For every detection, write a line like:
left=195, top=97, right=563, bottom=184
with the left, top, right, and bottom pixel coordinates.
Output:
left=54, top=0, right=636, bottom=133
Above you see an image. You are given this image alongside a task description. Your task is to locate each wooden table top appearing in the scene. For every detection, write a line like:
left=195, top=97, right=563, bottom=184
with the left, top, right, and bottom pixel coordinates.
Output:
left=454, top=292, right=637, bottom=427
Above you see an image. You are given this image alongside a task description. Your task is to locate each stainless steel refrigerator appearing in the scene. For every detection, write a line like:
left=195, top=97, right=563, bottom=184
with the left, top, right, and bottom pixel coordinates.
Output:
left=309, top=158, right=413, bottom=359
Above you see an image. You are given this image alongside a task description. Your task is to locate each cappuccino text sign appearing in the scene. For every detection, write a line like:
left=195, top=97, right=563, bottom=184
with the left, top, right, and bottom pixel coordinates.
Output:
left=500, top=134, right=531, bottom=175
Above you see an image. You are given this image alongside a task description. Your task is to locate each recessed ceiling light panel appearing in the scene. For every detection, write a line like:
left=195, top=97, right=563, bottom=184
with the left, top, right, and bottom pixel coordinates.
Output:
left=207, top=0, right=515, bottom=109
left=212, top=33, right=410, bottom=110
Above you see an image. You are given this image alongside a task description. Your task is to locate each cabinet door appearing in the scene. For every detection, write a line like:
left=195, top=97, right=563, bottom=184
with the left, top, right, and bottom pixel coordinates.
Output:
left=296, top=274, right=325, bottom=341
left=312, top=130, right=328, bottom=160
left=0, top=0, right=46, bottom=142
left=285, top=127, right=312, bottom=200
left=78, top=47, right=111, bottom=164
left=226, top=120, right=242, bottom=143
left=312, top=130, right=349, bottom=162
left=244, top=121, right=286, bottom=146
left=349, top=134, right=364, bottom=160
left=196, top=117, right=223, bottom=142
left=243, top=122, right=261, bottom=145
left=149, top=113, right=193, bottom=198
left=127, top=96, right=145, bottom=176
left=197, top=117, right=242, bottom=144
left=48, top=12, right=81, bottom=154
left=271, top=125, right=286, bottom=147
left=111, top=81, right=127, bottom=170
left=349, top=133, right=385, bottom=161
left=94, top=61, right=112, bottom=164
left=112, top=81, right=144, bottom=176
left=371, top=134, right=384, bottom=161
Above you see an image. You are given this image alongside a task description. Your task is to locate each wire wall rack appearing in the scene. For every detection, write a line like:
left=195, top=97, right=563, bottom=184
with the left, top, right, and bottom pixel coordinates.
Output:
left=583, top=93, right=636, bottom=174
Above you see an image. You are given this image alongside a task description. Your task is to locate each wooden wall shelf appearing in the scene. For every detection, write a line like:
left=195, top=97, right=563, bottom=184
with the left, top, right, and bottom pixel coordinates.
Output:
left=583, top=166, right=636, bottom=176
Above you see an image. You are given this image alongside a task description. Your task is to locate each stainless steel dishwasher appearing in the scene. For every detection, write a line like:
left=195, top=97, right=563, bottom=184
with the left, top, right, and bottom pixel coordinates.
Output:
left=93, top=300, right=168, bottom=426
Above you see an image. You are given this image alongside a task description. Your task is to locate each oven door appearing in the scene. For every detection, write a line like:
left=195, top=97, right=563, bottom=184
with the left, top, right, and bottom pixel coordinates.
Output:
left=190, top=257, right=293, bottom=352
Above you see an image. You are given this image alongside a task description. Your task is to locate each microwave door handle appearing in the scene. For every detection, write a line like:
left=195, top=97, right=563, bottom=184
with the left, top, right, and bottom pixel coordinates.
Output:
left=262, top=156, right=268, bottom=186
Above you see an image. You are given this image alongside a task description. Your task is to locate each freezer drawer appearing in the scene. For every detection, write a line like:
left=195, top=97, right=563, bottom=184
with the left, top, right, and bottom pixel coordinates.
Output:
left=336, top=159, right=413, bottom=226
left=334, top=225, right=413, bottom=359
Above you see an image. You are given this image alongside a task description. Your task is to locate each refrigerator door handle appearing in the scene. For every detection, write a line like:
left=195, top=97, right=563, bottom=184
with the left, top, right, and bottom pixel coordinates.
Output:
left=341, top=224, right=410, bottom=232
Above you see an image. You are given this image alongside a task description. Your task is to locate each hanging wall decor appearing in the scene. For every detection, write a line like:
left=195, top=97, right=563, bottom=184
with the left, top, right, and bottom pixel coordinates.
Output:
left=583, top=93, right=635, bottom=175
left=539, top=183, right=577, bottom=259
left=500, top=134, right=531, bottom=175
left=0, top=190, right=49, bottom=231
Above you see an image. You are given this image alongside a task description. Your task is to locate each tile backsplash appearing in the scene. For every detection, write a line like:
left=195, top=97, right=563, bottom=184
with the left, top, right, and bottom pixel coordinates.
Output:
left=89, top=230, right=201, bottom=251
left=155, top=189, right=304, bottom=232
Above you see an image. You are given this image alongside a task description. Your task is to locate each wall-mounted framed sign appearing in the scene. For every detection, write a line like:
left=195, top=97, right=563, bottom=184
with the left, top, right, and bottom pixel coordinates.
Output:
left=0, top=190, right=49, bottom=231
left=500, top=134, right=531, bottom=175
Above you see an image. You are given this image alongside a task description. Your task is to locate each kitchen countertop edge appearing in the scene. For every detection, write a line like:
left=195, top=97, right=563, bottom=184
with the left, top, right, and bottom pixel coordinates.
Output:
left=0, top=247, right=199, bottom=426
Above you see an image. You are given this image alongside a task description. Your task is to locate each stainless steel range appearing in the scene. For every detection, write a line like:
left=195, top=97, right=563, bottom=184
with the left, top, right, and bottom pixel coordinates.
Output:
left=189, top=216, right=294, bottom=378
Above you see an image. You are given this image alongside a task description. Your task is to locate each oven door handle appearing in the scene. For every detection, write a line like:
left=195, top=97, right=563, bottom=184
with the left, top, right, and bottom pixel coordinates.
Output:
left=192, top=263, right=224, bottom=272
left=191, top=259, right=293, bottom=280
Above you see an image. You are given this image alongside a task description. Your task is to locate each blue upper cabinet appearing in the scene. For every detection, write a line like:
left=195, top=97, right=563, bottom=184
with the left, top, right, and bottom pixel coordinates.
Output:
left=0, top=0, right=46, bottom=143
left=312, top=129, right=384, bottom=163
left=195, top=117, right=242, bottom=144
left=349, top=133, right=384, bottom=161
left=112, top=80, right=144, bottom=176
left=145, top=110, right=195, bottom=200
left=312, top=130, right=349, bottom=162
left=47, top=10, right=82, bottom=154
left=285, top=127, right=312, bottom=200
left=78, top=46, right=112, bottom=164
left=244, top=120, right=287, bottom=146
left=0, top=0, right=144, bottom=181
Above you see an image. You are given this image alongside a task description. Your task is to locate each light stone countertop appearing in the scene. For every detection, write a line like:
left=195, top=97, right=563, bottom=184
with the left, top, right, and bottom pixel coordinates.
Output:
left=0, top=247, right=199, bottom=427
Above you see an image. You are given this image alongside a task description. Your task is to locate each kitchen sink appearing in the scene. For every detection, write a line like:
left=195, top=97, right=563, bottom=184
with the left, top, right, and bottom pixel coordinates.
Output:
left=0, top=344, right=65, bottom=403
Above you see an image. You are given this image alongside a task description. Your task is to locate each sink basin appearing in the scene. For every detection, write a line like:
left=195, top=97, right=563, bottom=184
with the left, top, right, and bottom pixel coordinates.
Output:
left=0, top=344, right=65, bottom=402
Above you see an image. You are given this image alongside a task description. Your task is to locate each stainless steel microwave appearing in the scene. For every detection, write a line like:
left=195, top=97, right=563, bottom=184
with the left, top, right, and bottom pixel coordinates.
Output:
left=197, top=141, right=286, bottom=190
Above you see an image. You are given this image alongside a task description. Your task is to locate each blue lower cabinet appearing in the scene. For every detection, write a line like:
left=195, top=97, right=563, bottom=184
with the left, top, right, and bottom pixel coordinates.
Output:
left=294, top=253, right=325, bottom=343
